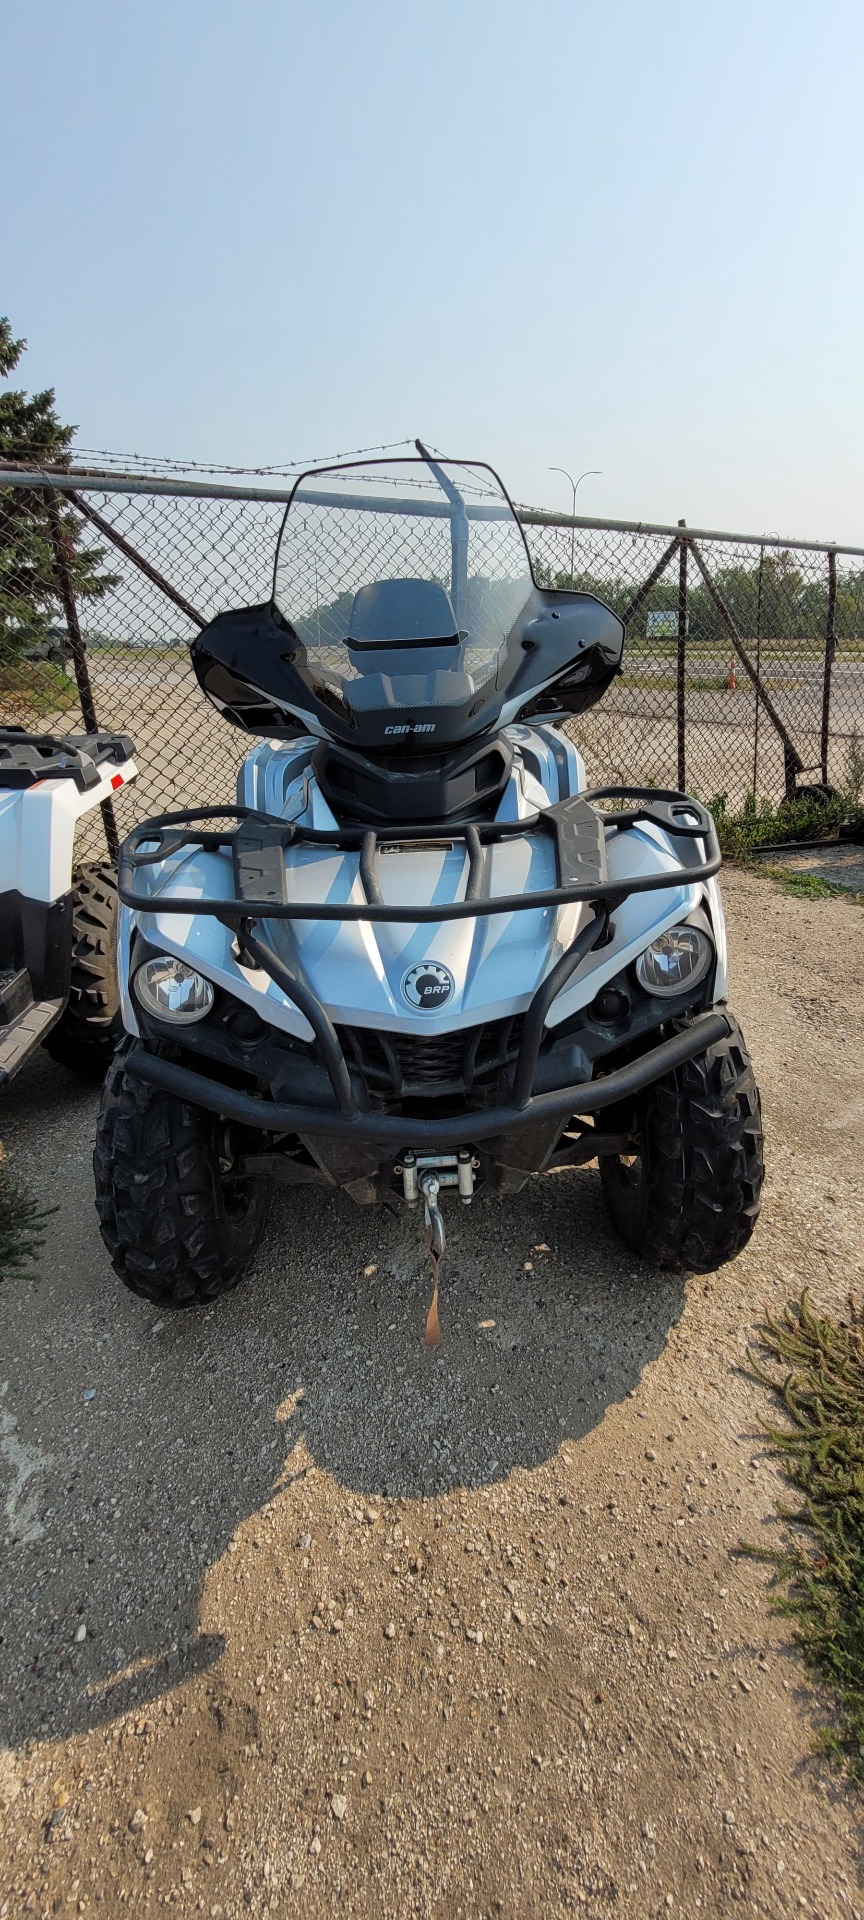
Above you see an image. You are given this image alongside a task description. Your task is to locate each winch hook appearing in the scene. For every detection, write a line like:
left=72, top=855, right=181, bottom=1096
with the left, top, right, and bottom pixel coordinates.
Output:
left=420, top=1172, right=445, bottom=1346
left=421, top=1172, right=445, bottom=1263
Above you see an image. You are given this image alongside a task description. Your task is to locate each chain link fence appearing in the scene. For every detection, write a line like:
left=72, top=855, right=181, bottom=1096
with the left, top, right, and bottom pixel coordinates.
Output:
left=527, top=511, right=864, bottom=817
left=1, top=466, right=862, bottom=858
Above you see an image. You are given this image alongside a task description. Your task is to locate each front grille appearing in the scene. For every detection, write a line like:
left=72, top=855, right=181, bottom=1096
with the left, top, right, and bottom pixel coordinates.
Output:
left=392, top=1031, right=466, bottom=1084
left=338, top=1016, right=524, bottom=1103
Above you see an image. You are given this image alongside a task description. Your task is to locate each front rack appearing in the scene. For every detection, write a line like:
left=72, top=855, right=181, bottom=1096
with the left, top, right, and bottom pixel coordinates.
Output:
left=117, top=786, right=721, bottom=926
left=118, top=786, right=721, bottom=1122
left=0, top=728, right=136, bottom=794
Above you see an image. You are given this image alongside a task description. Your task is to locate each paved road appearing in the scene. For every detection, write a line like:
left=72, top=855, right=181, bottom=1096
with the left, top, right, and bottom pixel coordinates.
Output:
left=614, top=656, right=864, bottom=738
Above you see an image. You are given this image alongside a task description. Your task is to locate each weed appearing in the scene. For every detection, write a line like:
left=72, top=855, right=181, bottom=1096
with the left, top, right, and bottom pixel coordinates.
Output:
left=0, top=1148, right=48, bottom=1281
left=742, top=1294, right=864, bottom=1782
left=843, top=730, right=864, bottom=809
left=620, top=672, right=734, bottom=693
left=762, top=867, right=864, bottom=906
left=0, top=660, right=78, bottom=724
left=707, top=789, right=864, bottom=861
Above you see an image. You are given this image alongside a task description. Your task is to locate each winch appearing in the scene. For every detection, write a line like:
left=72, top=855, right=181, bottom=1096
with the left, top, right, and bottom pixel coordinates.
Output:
left=397, top=1151, right=478, bottom=1345
left=399, top=1149, right=477, bottom=1207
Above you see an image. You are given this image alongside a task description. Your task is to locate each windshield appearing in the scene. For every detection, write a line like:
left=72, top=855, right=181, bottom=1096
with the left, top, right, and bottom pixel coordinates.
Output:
left=271, top=455, right=535, bottom=723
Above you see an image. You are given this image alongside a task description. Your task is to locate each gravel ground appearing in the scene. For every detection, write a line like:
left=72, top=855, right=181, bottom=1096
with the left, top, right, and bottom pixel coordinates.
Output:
left=0, top=865, right=862, bottom=1920
left=758, top=843, right=864, bottom=893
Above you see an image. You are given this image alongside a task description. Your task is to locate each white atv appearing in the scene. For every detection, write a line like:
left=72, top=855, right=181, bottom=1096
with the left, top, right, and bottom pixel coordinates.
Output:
left=95, top=450, right=763, bottom=1323
left=0, top=728, right=136, bottom=1086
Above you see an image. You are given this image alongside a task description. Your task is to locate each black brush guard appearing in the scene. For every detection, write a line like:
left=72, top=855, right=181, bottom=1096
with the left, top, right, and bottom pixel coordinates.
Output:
left=118, top=786, right=728, bottom=1145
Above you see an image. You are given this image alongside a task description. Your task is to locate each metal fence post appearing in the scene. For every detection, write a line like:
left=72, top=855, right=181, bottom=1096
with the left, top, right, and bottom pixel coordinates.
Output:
left=43, top=488, right=119, bottom=861
left=70, top=490, right=206, bottom=629
left=687, top=537, right=805, bottom=800
left=820, top=548, right=837, bottom=788
left=751, top=546, right=764, bottom=798
left=676, top=521, right=687, bottom=790
left=619, top=537, right=680, bottom=626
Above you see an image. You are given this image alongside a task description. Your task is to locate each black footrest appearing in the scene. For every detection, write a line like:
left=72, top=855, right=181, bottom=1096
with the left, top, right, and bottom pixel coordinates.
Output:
left=0, top=967, right=33, bottom=1027
left=0, top=998, right=64, bottom=1088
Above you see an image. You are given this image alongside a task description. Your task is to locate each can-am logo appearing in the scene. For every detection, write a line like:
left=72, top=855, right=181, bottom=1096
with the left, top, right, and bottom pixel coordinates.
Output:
left=384, top=722, right=436, bottom=736
left=402, top=962, right=455, bottom=1010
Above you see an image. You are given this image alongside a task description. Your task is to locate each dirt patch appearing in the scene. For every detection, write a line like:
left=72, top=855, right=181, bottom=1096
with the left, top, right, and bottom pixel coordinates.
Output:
left=756, top=841, right=864, bottom=893
left=0, top=867, right=862, bottom=1918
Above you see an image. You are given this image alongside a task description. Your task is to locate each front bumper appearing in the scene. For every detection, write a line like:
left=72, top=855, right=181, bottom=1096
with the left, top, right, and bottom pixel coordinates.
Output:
left=125, top=1008, right=731, bottom=1150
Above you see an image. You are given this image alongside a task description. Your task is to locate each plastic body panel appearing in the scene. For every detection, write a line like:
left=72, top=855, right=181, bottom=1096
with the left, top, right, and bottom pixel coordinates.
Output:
left=0, top=736, right=137, bottom=1084
left=118, top=727, right=721, bottom=1047
left=190, top=588, right=624, bottom=752
left=0, top=752, right=137, bottom=907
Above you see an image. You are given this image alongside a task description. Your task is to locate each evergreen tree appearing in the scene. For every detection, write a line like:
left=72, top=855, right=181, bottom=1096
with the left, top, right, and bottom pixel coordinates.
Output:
left=0, top=318, right=114, bottom=662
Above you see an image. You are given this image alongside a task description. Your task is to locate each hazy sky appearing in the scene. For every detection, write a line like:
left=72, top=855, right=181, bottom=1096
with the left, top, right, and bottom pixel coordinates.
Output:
left=4, top=0, right=863, bottom=543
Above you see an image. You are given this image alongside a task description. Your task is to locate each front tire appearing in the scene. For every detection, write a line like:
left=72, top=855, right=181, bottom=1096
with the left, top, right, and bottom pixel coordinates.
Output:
left=598, top=1013, right=764, bottom=1271
left=94, top=1048, right=272, bottom=1308
left=45, top=863, right=123, bottom=1078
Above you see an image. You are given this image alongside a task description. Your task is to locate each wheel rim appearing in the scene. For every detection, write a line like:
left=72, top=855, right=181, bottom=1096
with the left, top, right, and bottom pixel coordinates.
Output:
left=221, top=1170, right=259, bottom=1225
left=217, top=1123, right=263, bottom=1226
left=601, top=1136, right=650, bottom=1238
left=612, top=1149, right=642, bottom=1189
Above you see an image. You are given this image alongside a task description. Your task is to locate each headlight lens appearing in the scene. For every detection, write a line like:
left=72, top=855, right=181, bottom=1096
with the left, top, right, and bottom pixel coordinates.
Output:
left=134, top=955, right=214, bottom=1023
left=635, top=926, right=712, bottom=997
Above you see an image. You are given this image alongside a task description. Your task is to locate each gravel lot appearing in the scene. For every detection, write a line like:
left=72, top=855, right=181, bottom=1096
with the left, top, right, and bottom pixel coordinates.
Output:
left=761, top=842, right=864, bottom=893
left=0, top=867, right=862, bottom=1919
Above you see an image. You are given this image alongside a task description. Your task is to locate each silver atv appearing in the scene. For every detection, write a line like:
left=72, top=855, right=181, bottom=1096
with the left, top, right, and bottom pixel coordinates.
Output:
left=94, top=448, right=763, bottom=1321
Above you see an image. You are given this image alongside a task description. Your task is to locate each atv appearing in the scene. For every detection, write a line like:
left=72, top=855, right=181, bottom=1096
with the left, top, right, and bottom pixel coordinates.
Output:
left=0, top=728, right=137, bottom=1086
left=94, top=448, right=763, bottom=1326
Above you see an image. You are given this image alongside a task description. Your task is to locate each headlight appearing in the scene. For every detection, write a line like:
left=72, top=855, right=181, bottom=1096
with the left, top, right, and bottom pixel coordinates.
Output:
left=635, top=926, right=712, bottom=997
left=134, top=955, right=214, bottom=1023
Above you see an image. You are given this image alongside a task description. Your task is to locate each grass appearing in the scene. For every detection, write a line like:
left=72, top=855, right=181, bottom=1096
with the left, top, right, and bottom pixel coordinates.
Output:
left=703, top=732, right=864, bottom=868
left=0, top=1148, right=48, bottom=1281
left=703, top=780, right=864, bottom=904
left=622, top=672, right=735, bottom=693
left=742, top=1295, right=864, bottom=1783
left=708, top=788, right=864, bottom=861
left=624, top=636, right=864, bottom=663
left=0, top=659, right=78, bottom=723
left=760, top=866, right=864, bottom=906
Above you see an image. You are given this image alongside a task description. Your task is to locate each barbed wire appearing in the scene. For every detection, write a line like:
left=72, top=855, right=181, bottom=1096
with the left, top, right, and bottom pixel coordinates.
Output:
left=27, top=437, right=420, bottom=479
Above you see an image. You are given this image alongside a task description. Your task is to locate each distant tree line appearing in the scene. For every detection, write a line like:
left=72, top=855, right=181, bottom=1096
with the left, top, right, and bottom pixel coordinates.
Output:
left=532, top=549, right=864, bottom=644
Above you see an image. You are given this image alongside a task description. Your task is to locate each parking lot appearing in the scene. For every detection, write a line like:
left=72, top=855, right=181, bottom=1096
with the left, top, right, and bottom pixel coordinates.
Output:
left=1, top=866, right=862, bottom=1919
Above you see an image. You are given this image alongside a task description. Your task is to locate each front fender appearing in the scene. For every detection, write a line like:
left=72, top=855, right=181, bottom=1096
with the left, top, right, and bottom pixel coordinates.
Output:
left=546, top=819, right=709, bottom=1028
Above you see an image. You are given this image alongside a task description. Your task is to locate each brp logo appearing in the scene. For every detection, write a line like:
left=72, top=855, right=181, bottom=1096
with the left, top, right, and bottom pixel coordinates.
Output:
left=402, top=962, right=455, bottom=1011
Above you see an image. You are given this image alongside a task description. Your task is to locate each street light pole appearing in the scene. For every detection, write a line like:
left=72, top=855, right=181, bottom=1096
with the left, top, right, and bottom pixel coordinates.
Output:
left=549, top=467, right=602, bottom=582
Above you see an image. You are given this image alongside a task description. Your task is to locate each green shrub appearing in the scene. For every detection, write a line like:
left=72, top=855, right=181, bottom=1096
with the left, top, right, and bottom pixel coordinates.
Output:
left=707, top=789, right=864, bottom=860
left=0, top=1152, right=48, bottom=1281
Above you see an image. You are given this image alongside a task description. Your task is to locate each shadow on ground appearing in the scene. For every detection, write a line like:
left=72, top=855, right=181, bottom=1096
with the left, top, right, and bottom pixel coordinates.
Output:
left=0, top=1051, right=686, bottom=1746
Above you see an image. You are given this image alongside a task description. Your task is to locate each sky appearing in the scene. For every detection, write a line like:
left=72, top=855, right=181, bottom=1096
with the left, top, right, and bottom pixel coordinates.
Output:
left=3, top=0, right=863, bottom=544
